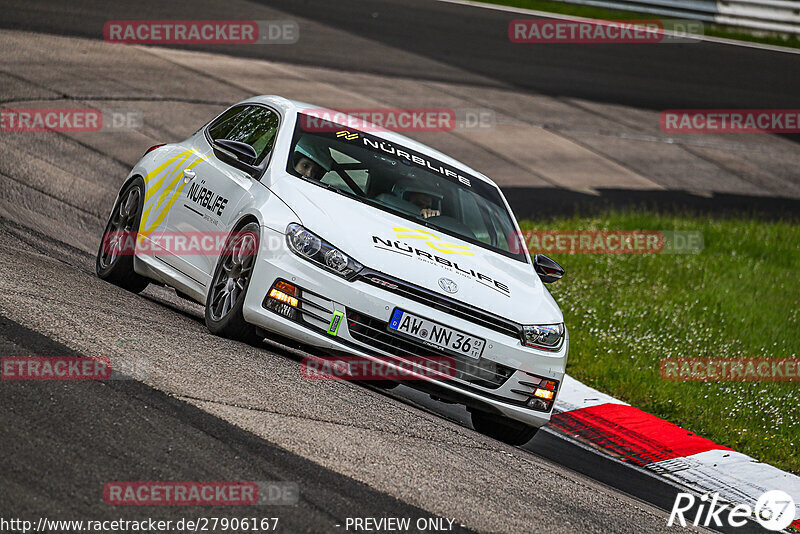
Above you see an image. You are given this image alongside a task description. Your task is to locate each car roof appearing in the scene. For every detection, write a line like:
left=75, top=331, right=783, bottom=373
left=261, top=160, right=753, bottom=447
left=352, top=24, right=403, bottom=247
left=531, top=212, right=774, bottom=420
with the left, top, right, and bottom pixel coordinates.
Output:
left=241, top=94, right=500, bottom=189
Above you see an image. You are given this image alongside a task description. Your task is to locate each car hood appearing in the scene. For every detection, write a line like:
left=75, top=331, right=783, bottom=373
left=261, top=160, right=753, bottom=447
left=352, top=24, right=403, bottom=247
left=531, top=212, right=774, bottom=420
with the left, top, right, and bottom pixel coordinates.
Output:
left=270, top=176, right=563, bottom=324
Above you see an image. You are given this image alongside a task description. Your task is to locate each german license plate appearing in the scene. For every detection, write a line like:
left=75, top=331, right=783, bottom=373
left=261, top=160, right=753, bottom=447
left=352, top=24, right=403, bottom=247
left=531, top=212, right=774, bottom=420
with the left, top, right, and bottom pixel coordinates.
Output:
left=388, top=309, right=485, bottom=359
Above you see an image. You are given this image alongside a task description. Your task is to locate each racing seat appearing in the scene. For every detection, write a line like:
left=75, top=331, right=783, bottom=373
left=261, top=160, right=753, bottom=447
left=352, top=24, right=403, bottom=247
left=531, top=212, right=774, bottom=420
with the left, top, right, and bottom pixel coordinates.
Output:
left=374, top=192, right=422, bottom=216
left=423, top=215, right=476, bottom=239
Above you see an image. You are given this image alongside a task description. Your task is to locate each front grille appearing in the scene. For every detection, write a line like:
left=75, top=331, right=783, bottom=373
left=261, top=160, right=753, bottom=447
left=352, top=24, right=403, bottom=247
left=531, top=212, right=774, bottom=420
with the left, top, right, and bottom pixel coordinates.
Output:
left=262, top=280, right=335, bottom=333
left=358, top=270, right=522, bottom=340
left=296, top=289, right=335, bottom=331
left=346, top=309, right=514, bottom=389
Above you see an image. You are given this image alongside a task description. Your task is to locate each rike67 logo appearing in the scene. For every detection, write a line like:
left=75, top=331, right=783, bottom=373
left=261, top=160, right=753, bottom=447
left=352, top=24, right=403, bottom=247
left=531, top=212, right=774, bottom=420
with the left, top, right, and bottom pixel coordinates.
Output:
left=668, top=490, right=796, bottom=531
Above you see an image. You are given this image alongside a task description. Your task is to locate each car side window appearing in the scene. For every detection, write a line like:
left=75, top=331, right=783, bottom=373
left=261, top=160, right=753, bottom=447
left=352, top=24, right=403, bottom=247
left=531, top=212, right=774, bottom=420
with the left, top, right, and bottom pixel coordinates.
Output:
left=208, top=106, right=248, bottom=140
left=207, top=105, right=280, bottom=165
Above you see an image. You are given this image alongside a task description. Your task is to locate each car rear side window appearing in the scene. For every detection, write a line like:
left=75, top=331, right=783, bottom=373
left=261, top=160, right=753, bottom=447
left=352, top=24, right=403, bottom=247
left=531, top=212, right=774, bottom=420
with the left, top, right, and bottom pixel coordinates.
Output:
left=208, top=105, right=280, bottom=165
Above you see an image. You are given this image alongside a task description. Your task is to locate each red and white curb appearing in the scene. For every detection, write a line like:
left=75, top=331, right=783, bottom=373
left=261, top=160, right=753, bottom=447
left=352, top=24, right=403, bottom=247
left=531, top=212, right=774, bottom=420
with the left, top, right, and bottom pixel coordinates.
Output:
left=551, top=375, right=800, bottom=531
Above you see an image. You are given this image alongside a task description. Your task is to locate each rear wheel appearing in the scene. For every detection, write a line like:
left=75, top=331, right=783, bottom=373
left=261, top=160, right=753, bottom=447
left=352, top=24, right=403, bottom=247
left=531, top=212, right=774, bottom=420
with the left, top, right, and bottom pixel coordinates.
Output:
left=470, top=410, right=538, bottom=446
left=96, top=178, right=150, bottom=293
left=205, top=223, right=262, bottom=344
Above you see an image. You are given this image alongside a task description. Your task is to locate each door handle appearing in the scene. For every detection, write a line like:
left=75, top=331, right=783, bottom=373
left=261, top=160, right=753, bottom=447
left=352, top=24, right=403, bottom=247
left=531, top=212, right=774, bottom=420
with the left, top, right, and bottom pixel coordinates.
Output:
left=183, top=169, right=196, bottom=183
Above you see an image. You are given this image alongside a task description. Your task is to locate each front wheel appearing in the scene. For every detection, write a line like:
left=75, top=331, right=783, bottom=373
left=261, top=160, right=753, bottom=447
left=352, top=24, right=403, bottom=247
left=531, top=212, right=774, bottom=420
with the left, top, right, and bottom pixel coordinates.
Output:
left=205, top=223, right=262, bottom=344
left=470, top=410, right=538, bottom=446
left=96, top=178, right=150, bottom=293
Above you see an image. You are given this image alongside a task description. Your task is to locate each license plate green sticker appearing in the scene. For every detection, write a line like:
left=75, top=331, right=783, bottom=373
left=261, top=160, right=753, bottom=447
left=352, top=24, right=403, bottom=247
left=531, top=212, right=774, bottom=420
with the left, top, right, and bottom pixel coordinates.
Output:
left=327, top=310, right=344, bottom=336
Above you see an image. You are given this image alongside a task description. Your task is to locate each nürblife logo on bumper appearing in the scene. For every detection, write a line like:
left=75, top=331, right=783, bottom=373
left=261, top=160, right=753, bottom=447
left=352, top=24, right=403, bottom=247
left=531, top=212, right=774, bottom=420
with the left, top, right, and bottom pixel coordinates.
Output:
left=371, top=234, right=510, bottom=296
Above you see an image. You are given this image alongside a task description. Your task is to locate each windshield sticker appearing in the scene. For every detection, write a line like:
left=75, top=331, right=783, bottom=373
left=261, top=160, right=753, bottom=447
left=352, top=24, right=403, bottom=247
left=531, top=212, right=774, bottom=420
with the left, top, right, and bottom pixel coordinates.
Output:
left=335, top=130, right=359, bottom=141
left=362, top=137, right=472, bottom=187
left=326, top=123, right=473, bottom=187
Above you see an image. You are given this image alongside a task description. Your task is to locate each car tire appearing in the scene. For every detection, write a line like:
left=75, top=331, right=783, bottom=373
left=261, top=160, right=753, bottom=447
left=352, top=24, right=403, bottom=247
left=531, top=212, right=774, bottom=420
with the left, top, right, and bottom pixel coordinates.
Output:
left=205, top=222, right=263, bottom=344
left=96, top=177, right=150, bottom=293
left=470, top=410, right=538, bottom=446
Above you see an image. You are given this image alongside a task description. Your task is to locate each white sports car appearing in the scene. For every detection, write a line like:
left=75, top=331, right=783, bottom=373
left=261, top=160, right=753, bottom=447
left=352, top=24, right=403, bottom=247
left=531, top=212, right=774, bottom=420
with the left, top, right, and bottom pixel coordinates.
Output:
left=96, top=95, right=568, bottom=445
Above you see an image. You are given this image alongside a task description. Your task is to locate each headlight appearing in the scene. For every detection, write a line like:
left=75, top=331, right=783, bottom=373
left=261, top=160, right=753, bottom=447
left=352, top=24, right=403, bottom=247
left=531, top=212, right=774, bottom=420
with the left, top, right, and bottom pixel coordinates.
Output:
left=522, top=323, right=565, bottom=351
left=286, top=223, right=363, bottom=280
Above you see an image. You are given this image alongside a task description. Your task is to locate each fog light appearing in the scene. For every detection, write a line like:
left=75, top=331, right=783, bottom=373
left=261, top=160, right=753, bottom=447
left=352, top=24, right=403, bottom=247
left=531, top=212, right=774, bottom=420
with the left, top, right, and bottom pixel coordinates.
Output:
left=523, top=373, right=560, bottom=412
left=274, top=280, right=297, bottom=294
left=542, top=380, right=557, bottom=391
left=265, top=280, right=300, bottom=319
left=530, top=399, right=548, bottom=411
left=268, top=288, right=298, bottom=307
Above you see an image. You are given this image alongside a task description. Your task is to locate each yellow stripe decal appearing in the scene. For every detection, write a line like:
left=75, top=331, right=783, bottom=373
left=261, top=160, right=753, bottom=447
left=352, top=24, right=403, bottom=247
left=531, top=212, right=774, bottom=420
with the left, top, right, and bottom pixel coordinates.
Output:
left=393, top=227, right=441, bottom=240
left=428, top=242, right=473, bottom=255
left=392, top=227, right=474, bottom=256
left=140, top=150, right=210, bottom=237
left=144, top=151, right=191, bottom=184
left=145, top=152, right=191, bottom=202
left=141, top=185, right=186, bottom=236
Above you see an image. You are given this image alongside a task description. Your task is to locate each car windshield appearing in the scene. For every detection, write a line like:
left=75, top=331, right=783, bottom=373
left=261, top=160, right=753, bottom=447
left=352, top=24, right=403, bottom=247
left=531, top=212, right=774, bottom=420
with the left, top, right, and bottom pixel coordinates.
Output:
left=286, top=114, right=527, bottom=262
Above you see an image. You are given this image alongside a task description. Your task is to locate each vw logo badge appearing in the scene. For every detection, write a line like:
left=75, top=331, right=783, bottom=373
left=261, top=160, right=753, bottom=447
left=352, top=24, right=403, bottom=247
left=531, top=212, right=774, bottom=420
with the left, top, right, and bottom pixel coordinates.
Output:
left=438, top=278, right=458, bottom=294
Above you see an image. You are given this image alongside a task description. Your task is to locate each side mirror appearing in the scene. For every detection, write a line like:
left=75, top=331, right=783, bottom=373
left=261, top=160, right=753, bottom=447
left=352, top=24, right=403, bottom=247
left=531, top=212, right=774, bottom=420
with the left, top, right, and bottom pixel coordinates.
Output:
left=534, top=254, right=564, bottom=283
left=213, top=139, right=258, bottom=167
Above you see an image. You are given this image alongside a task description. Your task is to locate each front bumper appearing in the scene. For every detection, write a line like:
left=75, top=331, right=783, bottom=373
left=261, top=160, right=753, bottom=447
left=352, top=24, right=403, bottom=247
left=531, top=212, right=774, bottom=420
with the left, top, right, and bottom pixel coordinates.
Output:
left=243, top=227, right=568, bottom=429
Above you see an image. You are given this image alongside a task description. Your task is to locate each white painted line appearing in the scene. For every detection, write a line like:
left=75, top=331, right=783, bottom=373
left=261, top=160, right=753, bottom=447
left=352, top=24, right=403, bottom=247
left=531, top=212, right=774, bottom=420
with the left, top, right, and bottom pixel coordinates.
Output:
left=540, top=424, right=693, bottom=494
left=552, top=372, right=800, bottom=528
left=554, top=373, right=629, bottom=412
left=435, top=0, right=800, bottom=55
left=650, top=450, right=800, bottom=523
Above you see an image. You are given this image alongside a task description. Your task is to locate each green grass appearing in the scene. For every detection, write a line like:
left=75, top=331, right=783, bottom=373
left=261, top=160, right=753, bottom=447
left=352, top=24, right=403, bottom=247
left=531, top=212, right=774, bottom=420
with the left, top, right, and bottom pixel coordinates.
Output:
left=518, top=212, right=800, bottom=474
left=481, top=0, right=800, bottom=49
